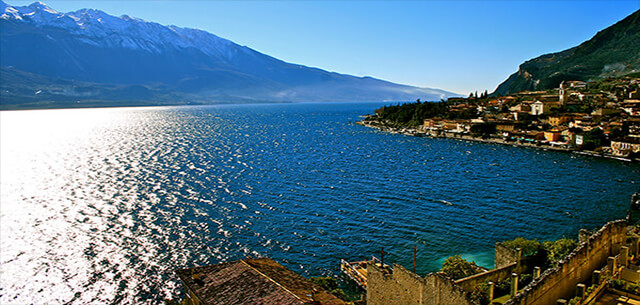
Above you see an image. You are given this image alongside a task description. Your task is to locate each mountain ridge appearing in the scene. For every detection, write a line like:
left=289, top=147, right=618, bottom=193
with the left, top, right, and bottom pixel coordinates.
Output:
left=493, top=9, right=640, bottom=95
left=0, top=1, right=458, bottom=109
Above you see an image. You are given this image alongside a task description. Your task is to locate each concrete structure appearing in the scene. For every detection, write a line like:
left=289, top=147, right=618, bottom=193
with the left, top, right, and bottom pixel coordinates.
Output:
left=366, top=263, right=475, bottom=305
left=367, top=242, right=525, bottom=305
left=176, top=258, right=345, bottom=305
left=530, top=101, right=560, bottom=116
left=506, top=220, right=627, bottom=305
left=544, top=130, right=562, bottom=142
left=611, top=137, right=640, bottom=157
left=549, top=116, right=571, bottom=126
left=365, top=219, right=632, bottom=305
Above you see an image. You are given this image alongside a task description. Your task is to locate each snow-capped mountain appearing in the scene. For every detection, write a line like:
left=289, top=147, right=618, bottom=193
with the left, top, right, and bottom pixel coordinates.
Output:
left=0, top=1, right=458, bottom=109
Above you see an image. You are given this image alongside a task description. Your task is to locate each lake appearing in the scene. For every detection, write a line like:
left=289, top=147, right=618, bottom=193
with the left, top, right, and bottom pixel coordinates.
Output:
left=1, top=102, right=638, bottom=304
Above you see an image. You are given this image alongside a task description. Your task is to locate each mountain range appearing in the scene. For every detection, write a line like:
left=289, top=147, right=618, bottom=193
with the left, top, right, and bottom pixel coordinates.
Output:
left=494, top=9, right=640, bottom=95
left=0, top=1, right=457, bottom=110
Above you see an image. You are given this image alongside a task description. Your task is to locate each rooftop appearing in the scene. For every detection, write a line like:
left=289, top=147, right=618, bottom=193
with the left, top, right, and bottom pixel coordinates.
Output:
left=175, top=258, right=345, bottom=305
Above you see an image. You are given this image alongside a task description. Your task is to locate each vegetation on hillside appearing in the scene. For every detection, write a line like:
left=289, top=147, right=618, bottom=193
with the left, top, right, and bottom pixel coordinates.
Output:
left=494, top=9, right=640, bottom=95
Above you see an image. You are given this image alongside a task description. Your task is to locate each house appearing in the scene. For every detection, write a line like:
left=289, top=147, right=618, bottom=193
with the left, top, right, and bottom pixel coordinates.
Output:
left=560, top=80, right=588, bottom=89
left=530, top=101, right=560, bottom=116
left=543, top=130, right=562, bottom=142
left=442, top=119, right=470, bottom=133
left=621, top=100, right=640, bottom=116
left=498, top=96, right=517, bottom=104
left=549, top=115, right=572, bottom=126
left=591, top=108, right=622, bottom=116
left=610, top=137, right=640, bottom=157
left=175, top=258, right=345, bottom=305
left=510, top=103, right=531, bottom=113
left=423, top=118, right=444, bottom=130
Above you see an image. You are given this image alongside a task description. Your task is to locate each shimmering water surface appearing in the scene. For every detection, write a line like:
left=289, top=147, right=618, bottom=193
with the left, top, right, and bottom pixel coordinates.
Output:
left=1, top=102, right=639, bottom=304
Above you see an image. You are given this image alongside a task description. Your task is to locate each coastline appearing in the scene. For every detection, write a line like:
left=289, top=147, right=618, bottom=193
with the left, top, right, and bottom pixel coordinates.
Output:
left=356, top=120, right=636, bottom=163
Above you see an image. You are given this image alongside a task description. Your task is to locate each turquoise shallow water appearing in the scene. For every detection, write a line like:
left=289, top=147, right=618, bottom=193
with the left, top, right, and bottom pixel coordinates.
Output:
left=1, top=102, right=638, bottom=303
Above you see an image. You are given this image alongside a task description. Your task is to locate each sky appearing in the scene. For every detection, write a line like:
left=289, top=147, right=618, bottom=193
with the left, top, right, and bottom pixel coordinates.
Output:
left=6, top=0, right=640, bottom=95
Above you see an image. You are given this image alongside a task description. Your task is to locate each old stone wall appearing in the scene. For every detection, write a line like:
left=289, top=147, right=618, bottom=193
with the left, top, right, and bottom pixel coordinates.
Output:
left=495, top=243, right=520, bottom=268
left=425, top=273, right=477, bottom=305
left=366, top=263, right=424, bottom=305
left=367, top=263, right=476, bottom=305
left=506, top=220, right=627, bottom=305
left=455, top=262, right=518, bottom=292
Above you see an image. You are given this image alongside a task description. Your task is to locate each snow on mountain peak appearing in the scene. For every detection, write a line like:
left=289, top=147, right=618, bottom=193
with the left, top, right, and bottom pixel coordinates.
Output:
left=28, top=1, right=57, bottom=14
left=1, top=0, right=243, bottom=60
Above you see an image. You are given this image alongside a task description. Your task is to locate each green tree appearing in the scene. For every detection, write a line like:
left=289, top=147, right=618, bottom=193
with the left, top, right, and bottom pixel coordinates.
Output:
left=502, top=237, right=542, bottom=257
left=309, top=276, right=338, bottom=291
left=470, top=123, right=497, bottom=138
left=582, top=128, right=607, bottom=150
left=543, top=238, right=578, bottom=265
left=440, top=255, right=483, bottom=280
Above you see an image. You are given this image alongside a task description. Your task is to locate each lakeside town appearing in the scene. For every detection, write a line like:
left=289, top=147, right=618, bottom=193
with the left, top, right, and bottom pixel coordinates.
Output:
left=359, top=76, right=640, bottom=162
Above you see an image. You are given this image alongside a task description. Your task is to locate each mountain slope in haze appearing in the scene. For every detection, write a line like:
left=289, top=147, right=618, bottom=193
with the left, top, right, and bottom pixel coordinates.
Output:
left=494, top=9, right=640, bottom=95
left=0, top=1, right=457, bottom=109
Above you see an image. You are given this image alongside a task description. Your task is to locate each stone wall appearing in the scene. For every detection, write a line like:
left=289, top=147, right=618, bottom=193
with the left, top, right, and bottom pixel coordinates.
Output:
left=454, top=262, right=518, bottom=292
left=506, top=220, right=627, bottom=305
left=367, top=263, right=477, bottom=305
left=495, top=243, right=520, bottom=268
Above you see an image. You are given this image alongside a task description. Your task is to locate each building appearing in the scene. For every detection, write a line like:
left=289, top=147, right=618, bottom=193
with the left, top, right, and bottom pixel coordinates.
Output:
left=548, top=115, right=571, bottom=126
left=543, top=130, right=562, bottom=142
left=530, top=101, right=560, bottom=116
left=366, top=220, right=632, bottom=305
left=621, top=100, right=640, bottom=117
left=509, top=103, right=531, bottom=113
left=610, top=137, right=640, bottom=157
left=176, top=258, right=345, bottom=305
left=424, top=118, right=444, bottom=130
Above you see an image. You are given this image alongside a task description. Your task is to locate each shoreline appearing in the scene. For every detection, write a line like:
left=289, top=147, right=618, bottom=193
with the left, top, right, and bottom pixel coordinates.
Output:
left=356, top=120, right=636, bottom=163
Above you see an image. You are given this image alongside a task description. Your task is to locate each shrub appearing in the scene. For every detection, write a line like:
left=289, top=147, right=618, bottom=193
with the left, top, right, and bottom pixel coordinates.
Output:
left=440, top=255, right=484, bottom=280
left=543, top=238, right=578, bottom=265
left=309, top=276, right=338, bottom=291
left=502, top=238, right=542, bottom=257
left=568, top=296, right=581, bottom=305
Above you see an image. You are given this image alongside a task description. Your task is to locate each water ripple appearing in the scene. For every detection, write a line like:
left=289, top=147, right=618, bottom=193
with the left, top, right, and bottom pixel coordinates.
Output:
left=1, top=103, right=639, bottom=304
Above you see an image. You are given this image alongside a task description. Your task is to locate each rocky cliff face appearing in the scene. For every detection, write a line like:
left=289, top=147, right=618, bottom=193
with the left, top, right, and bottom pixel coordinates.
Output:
left=494, top=9, right=640, bottom=95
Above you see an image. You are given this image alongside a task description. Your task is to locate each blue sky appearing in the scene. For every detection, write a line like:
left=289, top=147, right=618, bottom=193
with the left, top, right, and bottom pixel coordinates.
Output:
left=7, top=0, right=640, bottom=94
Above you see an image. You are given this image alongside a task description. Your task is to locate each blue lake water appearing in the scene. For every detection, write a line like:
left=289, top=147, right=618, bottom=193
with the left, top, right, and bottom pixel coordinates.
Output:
left=1, top=102, right=638, bottom=304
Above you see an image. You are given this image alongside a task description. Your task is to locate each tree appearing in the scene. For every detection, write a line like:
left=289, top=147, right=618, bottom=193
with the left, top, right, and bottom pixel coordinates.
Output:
left=440, top=255, right=483, bottom=280
left=470, top=123, right=497, bottom=138
left=582, top=128, right=607, bottom=150
left=309, top=276, right=338, bottom=291
left=543, top=238, right=578, bottom=265
left=502, top=237, right=542, bottom=257
left=309, top=276, right=349, bottom=301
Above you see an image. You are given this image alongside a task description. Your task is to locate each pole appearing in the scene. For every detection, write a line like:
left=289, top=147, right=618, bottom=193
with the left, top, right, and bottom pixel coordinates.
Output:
left=413, top=245, right=417, bottom=273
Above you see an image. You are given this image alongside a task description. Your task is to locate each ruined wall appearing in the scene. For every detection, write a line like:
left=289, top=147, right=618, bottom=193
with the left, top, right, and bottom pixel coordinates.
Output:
left=366, top=263, right=424, bottom=305
left=506, top=220, right=627, bottom=305
left=425, top=273, right=477, bottom=305
left=495, top=243, right=519, bottom=268
left=367, top=263, right=476, bottom=305
left=455, top=263, right=518, bottom=292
